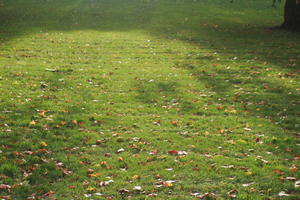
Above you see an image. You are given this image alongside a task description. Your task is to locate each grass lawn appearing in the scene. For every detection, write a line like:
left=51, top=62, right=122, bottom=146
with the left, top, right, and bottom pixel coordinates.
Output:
left=0, top=0, right=299, bottom=199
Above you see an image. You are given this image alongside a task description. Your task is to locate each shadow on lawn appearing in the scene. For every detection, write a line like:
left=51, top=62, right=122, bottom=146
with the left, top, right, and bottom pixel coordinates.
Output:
left=1, top=0, right=299, bottom=133
left=0, top=0, right=154, bottom=44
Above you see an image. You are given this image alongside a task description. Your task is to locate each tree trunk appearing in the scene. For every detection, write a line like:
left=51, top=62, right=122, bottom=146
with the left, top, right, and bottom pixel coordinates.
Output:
left=282, top=0, right=300, bottom=30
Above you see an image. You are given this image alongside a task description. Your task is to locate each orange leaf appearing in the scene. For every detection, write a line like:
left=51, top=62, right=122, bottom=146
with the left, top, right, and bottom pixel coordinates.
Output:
left=216, top=106, right=223, bottom=110
left=294, top=155, right=300, bottom=160
left=290, top=165, right=298, bottom=173
left=89, top=173, right=101, bottom=177
left=171, top=120, right=178, bottom=126
left=273, top=170, right=283, bottom=175
left=118, top=157, right=124, bottom=161
left=87, top=187, right=96, bottom=192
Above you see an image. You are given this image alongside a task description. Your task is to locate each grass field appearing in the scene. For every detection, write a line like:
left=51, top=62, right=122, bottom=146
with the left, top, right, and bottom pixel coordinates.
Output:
left=0, top=0, right=300, bottom=199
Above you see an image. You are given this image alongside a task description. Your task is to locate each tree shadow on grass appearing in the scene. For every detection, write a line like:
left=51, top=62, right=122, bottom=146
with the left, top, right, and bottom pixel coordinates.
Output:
left=0, top=0, right=155, bottom=45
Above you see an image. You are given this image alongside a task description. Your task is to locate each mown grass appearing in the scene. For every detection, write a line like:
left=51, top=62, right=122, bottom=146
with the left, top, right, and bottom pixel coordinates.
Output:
left=0, top=0, right=299, bottom=199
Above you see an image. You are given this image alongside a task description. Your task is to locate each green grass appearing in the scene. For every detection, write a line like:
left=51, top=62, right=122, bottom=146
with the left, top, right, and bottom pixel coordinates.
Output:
left=0, top=0, right=299, bottom=199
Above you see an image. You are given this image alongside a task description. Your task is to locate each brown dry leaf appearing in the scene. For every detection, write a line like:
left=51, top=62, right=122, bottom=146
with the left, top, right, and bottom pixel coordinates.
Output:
left=0, top=196, right=10, bottom=200
left=293, top=155, right=300, bottom=160
left=0, top=184, right=11, bottom=190
left=198, top=192, right=218, bottom=199
left=63, top=169, right=72, bottom=176
left=70, top=147, right=80, bottom=152
left=118, top=188, right=130, bottom=194
left=87, top=168, right=94, bottom=174
left=227, top=189, right=238, bottom=198
left=82, top=180, right=89, bottom=187
left=42, top=191, right=55, bottom=198
left=290, top=165, right=298, bottom=173
left=130, top=144, right=138, bottom=149
left=285, top=148, right=292, bottom=152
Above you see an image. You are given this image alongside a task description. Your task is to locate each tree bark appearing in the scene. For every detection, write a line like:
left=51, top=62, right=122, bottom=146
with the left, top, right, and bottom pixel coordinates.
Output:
left=282, top=0, right=300, bottom=30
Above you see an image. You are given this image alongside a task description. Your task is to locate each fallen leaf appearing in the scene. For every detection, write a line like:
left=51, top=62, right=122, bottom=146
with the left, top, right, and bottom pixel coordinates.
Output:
left=87, top=187, right=96, bottom=192
left=116, top=148, right=125, bottom=153
left=40, top=141, right=48, bottom=147
left=38, top=110, right=47, bottom=117
left=227, top=189, right=238, bottom=198
left=168, top=150, right=178, bottom=155
left=0, top=184, right=11, bottom=190
left=278, top=191, right=292, bottom=196
left=70, top=147, right=80, bottom=152
left=286, top=177, right=296, bottom=181
left=163, top=180, right=175, bottom=187
left=197, top=192, right=218, bottom=199
left=178, top=151, right=188, bottom=155
left=295, top=181, right=300, bottom=188
left=221, top=165, right=234, bottom=169
left=89, top=173, right=101, bottom=177
left=133, top=186, right=142, bottom=191
left=118, top=188, right=130, bottom=194
left=273, top=170, right=283, bottom=175
left=290, top=165, right=298, bottom=173
left=171, top=120, right=178, bottom=126
left=29, top=120, right=38, bottom=126
left=42, top=191, right=55, bottom=197
left=242, top=182, right=254, bottom=187
left=168, top=150, right=187, bottom=156
left=132, top=175, right=140, bottom=180
left=82, top=181, right=89, bottom=187
left=0, top=196, right=10, bottom=200
left=99, top=180, right=114, bottom=187
left=293, top=155, right=300, bottom=160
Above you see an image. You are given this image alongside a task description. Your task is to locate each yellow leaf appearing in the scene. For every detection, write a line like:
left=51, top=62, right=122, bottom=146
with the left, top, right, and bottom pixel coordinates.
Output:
left=164, top=182, right=173, bottom=187
left=132, top=175, right=140, bottom=180
left=246, top=171, right=253, bottom=175
left=40, top=141, right=48, bottom=147
left=87, top=187, right=96, bottom=192
left=38, top=110, right=47, bottom=117
left=29, top=120, right=37, bottom=126
left=89, top=173, right=101, bottom=177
